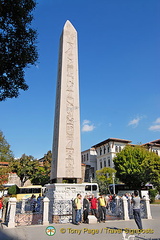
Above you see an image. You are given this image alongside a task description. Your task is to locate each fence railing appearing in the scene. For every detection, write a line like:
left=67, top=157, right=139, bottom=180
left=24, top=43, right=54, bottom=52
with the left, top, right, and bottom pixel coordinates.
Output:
left=6, top=195, right=152, bottom=227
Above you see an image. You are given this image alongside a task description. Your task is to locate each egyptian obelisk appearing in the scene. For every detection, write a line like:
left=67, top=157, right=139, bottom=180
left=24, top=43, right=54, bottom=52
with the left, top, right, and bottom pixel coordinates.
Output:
left=50, top=20, right=82, bottom=183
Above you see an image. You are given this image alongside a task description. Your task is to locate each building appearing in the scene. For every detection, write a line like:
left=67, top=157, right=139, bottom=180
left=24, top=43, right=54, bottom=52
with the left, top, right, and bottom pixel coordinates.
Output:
left=142, top=139, right=160, bottom=156
left=92, top=138, right=132, bottom=171
left=81, top=138, right=160, bottom=182
left=81, top=148, right=97, bottom=181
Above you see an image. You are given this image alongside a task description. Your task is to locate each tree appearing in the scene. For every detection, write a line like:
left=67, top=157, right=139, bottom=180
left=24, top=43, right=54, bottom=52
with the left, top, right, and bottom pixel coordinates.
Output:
left=113, top=145, right=160, bottom=190
left=142, top=152, right=160, bottom=191
left=0, top=0, right=38, bottom=101
left=0, top=167, right=10, bottom=190
left=96, top=167, right=116, bottom=195
left=10, top=154, right=39, bottom=186
left=0, top=130, right=14, bottom=162
left=31, top=150, right=52, bottom=186
left=0, top=130, right=13, bottom=188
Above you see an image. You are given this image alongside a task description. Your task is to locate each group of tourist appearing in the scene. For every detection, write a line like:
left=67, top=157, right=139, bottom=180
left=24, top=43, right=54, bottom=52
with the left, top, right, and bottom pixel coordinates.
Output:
left=29, top=194, right=44, bottom=212
left=73, top=193, right=109, bottom=225
left=73, top=190, right=143, bottom=230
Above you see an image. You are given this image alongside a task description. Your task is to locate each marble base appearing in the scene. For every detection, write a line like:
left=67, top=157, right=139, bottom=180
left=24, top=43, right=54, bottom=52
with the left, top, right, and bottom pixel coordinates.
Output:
left=45, top=183, right=87, bottom=200
left=45, top=183, right=87, bottom=223
left=88, top=215, right=97, bottom=224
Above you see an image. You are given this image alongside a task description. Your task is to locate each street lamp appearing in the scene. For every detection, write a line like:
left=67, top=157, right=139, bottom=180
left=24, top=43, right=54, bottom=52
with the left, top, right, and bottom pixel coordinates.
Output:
left=112, top=173, right=115, bottom=195
left=90, top=176, right=93, bottom=194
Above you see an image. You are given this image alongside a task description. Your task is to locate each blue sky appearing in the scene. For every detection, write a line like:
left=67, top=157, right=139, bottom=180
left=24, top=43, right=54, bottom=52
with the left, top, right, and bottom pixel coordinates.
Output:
left=1, top=0, right=160, bottom=159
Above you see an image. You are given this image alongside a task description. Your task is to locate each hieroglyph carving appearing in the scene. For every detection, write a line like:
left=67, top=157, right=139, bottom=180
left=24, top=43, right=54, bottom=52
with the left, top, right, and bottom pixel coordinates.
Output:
left=65, top=25, right=76, bottom=177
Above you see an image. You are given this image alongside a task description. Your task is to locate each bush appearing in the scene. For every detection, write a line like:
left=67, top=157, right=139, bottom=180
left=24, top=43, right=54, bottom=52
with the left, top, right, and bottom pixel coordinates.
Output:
left=149, top=189, right=158, bottom=203
left=8, top=185, right=19, bottom=195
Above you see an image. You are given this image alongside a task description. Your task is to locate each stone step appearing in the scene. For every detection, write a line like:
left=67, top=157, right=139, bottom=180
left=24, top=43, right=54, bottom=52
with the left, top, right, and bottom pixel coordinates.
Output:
left=88, top=215, right=97, bottom=224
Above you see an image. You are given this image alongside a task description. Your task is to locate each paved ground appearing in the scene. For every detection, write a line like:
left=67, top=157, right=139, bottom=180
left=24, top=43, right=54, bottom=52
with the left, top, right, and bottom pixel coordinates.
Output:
left=0, top=205, right=160, bottom=240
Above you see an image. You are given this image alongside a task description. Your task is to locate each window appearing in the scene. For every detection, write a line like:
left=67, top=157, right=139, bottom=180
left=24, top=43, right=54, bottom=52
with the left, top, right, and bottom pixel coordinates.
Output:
left=82, top=155, right=83, bottom=162
left=119, top=146, right=121, bottom=152
left=84, top=155, right=86, bottom=161
left=108, top=158, right=111, bottom=167
left=115, top=146, right=118, bottom=152
left=100, top=161, right=102, bottom=169
left=100, top=148, right=102, bottom=155
left=85, top=185, right=91, bottom=191
left=108, top=146, right=110, bottom=152
left=104, top=146, right=106, bottom=154
left=87, top=153, right=89, bottom=160
left=92, top=185, right=97, bottom=191
left=104, top=160, right=106, bottom=167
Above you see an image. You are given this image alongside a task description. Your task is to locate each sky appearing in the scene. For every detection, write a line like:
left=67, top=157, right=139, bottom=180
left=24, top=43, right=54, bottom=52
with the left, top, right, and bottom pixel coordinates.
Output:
left=1, top=0, right=160, bottom=159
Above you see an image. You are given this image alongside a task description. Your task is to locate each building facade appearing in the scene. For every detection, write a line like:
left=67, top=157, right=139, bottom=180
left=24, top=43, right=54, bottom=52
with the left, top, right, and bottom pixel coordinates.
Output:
left=142, top=139, right=160, bottom=156
left=81, top=148, right=97, bottom=181
left=81, top=138, right=160, bottom=182
left=92, top=138, right=132, bottom=171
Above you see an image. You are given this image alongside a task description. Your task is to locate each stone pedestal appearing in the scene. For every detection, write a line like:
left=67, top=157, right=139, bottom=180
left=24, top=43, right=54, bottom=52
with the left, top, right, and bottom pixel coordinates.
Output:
left=144, top=196, right=152, bottom=219
left=8, top=197, right=17, bottom=228
left=88, top=215, right=97, bottom=224
left=43, top=197, right=50, bottom=225
left=122, top=196, right=129, bottom=220
left=46, top=183, right=91, bottom=223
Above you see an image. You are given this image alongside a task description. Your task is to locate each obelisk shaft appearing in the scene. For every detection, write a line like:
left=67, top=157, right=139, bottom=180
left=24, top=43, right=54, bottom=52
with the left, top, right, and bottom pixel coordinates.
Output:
left=50, top=20, right=82, bottom=183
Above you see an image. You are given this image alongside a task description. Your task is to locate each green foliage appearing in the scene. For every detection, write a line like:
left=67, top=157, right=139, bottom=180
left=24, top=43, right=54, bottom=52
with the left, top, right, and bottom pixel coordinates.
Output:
left=96, top=167, right=116, bottom=195
left=8, top=185, right=19, bottom=195
left=10, top=154, right=39, bottom=186
left=149, top=189, right=158, bottom=203
left=0, top=167, right=10, bottom=188
left=0, top=0, right=38, bottom=101
left=31, top=150, right=52, bottom=186
left=0, top=131, right=13, bottom=188
left=142, top=152, right=160, bottom=192
left=0, top=130, right=14, bottom=162
left=113, top=145, right=160, bottom=189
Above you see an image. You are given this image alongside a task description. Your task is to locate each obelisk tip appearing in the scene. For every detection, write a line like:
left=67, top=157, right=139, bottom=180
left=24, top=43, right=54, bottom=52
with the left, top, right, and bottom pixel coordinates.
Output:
left=64, top=20, right=76, bottom=32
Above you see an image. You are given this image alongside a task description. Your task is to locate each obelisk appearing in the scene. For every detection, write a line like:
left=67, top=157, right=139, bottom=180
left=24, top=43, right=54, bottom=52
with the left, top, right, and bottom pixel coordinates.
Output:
left=50, top=20, right=82, bottom=183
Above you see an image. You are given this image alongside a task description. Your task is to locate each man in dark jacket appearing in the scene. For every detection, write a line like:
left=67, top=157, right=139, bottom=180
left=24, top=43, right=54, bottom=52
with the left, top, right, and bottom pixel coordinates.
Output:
left=83, top=195, right=90, bottom=223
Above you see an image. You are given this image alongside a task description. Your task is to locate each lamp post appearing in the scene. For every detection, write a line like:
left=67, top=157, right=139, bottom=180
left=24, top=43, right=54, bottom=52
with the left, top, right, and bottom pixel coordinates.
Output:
left=112, top=173, right=115, bottom=195
left=90, top=176, right=93, bottom=195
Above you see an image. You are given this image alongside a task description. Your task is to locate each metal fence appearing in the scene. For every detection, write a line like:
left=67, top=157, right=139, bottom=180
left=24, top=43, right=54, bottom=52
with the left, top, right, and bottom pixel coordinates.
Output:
left=128, top=198, right=147, bottom=219
left=107, top=198, right=124, bottom=220
left=15, top=199, right=43, bottom=226
left=52, top=200, right=72, bottom=223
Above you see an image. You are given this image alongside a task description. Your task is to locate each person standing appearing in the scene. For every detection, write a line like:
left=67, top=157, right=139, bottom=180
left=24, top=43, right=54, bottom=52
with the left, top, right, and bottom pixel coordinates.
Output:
left=83, top=195, right=90, bottom=223
left=30, top=194, right=37, bottom=212
left=36, top=194, right=42, bottom=212
left=74, top=193, right=82, bottom=225
left=98, top=194, right=107, bottom=223
left=90, top=194, right=98, bottom=218
left=132, top=190, right=143, bottom=229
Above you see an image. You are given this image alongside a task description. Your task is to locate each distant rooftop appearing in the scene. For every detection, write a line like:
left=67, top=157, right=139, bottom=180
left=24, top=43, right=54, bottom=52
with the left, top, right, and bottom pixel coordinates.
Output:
left=92, top=138, right=132, bottom=148
left=142, top=139, right=160, bottom=147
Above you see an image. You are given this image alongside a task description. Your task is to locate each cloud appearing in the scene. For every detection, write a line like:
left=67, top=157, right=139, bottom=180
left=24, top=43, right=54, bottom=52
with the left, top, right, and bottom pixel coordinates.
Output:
left=149, top=125, right=160, bottom=132
left=154, top=117, right=160, bottom=124
left=82, top=120, right=90, bottom=125
left=82, top=120, right=95, bottom=132
left=128, top=117, right=141, bottom=128
left=149, top=117, right=160, bottom=132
